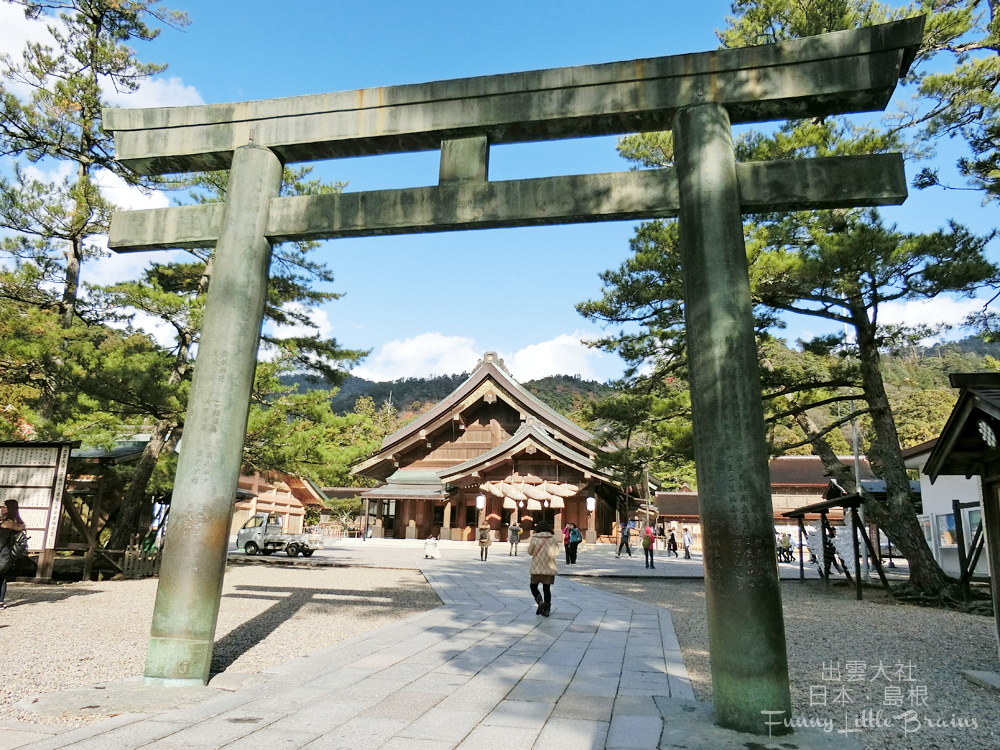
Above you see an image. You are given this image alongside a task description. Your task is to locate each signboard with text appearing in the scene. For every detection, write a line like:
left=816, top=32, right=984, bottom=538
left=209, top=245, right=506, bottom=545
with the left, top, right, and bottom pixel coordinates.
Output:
left=0, top=442, right=71, bottom=551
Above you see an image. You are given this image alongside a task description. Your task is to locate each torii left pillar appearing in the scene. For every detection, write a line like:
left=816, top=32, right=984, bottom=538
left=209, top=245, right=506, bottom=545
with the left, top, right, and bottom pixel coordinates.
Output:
left=144, top=145, right=283, bottom=685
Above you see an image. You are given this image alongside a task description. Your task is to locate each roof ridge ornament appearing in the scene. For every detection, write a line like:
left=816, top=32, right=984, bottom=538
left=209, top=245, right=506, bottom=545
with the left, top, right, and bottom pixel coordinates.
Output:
left=476, top=351, right=512, bottom=377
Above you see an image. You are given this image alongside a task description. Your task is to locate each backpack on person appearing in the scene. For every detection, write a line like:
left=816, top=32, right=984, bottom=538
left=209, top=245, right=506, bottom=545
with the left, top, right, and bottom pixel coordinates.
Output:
left=642, top=533, right=652, bottom=550
left=11, top=531, right=28, bottom=561
left=569, top=528, right=582, bottom=544
left=479, top=527, right=490, bottom=542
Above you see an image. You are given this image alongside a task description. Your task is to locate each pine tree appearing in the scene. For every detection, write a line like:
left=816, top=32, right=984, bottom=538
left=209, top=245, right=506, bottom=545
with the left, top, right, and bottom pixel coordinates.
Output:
left=0, top=0, right=189, bottom=328
left=579, top=0, right=1000, bottom=594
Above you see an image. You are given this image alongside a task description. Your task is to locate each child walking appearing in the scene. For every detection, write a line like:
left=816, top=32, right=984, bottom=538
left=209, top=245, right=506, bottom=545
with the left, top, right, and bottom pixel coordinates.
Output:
left=527, top=522, right=559, bottom=616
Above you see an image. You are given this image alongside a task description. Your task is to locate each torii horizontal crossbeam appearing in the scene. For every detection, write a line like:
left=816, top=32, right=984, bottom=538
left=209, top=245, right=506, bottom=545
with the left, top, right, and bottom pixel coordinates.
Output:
left=108, top=154, right=905, bottom=252
left=101, top=18, right=923, bottom=175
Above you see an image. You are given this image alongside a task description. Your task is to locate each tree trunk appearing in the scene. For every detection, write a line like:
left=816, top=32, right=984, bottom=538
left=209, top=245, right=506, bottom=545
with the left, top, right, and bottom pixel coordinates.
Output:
left=106, top=421, right=181, bottom=550
left=60, top=237, right=82, bottom=329
left=106, top=420, right=178, bottom=550
left=794, top=412, right=854, bottom=488
left=851, top=312, right=953, bottom=593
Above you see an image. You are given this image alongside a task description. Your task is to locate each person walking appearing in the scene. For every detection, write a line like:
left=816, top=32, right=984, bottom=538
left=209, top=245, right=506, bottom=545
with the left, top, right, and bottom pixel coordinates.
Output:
left=568, top=523, right=582, bottom=564
left=641, top=525, right=656, bottom=569
left=780, top=532, right=793, bottom=563
left=508, top=520, right=522, bottom=556
left=667, top=530, right=679, bottom=558
left=616, top=521, right=632, bottom=558
left=423, top=535, right=441, bottom=559
left=527, top=521, right=559, bottom=616
left=682, top=527, right=693, bottom=559
left=0, top=500, right=27, bottom=610
left=478, top=521, right=492, bottom=561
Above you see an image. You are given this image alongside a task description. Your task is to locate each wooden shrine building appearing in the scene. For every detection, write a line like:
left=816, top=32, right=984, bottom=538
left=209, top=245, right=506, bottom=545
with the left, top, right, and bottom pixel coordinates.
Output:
left=354, top=352, right=620, bottom=542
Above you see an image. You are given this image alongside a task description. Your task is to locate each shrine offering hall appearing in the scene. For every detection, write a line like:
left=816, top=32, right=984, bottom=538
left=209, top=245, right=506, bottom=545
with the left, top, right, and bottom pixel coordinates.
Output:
left=354, top=353, right=618, bottom=542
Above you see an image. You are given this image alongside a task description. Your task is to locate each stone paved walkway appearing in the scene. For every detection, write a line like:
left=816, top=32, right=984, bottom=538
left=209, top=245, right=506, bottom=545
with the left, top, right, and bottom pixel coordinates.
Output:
left=7, top=555, right=694, bottom=750
left=230, top=536, right=900, bottom=581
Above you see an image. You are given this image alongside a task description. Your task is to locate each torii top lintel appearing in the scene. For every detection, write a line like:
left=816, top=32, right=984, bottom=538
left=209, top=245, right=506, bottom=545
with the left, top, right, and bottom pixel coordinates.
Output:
left=103, top=18, right=923, bottom=176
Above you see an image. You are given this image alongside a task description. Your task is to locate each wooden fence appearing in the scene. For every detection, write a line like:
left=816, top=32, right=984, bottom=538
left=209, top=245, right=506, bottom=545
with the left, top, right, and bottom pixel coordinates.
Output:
left=123, top=545, right=163, bottom=579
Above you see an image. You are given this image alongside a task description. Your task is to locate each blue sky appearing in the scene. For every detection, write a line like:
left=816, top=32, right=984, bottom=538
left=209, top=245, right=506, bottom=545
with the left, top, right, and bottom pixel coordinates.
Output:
left=1, top=1, right=996, bottom=383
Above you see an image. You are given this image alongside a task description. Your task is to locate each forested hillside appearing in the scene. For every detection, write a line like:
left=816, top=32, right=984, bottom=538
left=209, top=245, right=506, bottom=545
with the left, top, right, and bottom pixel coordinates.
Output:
left=281, top=337, right=1000, bottom=430
left=283, top=372, right=615, bottom=418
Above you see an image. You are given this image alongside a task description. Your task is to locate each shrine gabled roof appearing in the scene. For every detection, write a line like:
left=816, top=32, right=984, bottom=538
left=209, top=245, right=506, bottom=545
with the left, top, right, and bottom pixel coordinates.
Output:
left=768, top=455, right=876, bottom=486
left=375, top=353, right=593, bottom=454
left=437, top=422, right=609, bottom=485
left=925, top=373, right=1000, bottom=482
left=360, top=484, right=444, bottom=499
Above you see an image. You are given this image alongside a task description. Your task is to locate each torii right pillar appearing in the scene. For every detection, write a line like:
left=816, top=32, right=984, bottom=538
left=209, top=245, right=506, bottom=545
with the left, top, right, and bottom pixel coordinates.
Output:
left=674, top=102, right=792, bottom=733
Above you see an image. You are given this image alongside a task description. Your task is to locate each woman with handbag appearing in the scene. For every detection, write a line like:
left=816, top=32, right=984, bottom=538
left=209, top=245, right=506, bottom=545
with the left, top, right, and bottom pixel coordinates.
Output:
left=0, top=500, right=27, bottom=610
left=528, top=522, right=560, bottom=616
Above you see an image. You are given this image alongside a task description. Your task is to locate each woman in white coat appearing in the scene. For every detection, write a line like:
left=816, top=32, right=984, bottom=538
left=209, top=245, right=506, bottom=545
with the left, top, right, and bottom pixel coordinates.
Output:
left=527, top=522, right=560, bottom=616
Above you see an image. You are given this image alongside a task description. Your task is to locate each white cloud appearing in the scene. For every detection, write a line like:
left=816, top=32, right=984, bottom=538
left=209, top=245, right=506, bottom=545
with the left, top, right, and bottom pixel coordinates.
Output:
left=265, top=303, right=334, bottom=340
left=21, top=159, right=74, bottom=185
left=352, top=333, right=481, bottom=381
left=501, top=332, right=607, bottom=381
left=102, top=75, right=203, bottom=109
left=78, top=234, right=187, bottom=288
left=878, top=297, right=983, bottom=331
left=351, top=331, right=611, bottom=383
left=0, top=5, right=57, bottom=98
left=96, top=168, right=171, bottom=211
left=126, top=310, right=179, bottom=349
left=1, top=5, right=202, bottom=109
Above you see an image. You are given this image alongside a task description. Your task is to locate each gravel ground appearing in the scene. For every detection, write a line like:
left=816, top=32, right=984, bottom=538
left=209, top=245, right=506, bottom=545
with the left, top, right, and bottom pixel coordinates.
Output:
left=582, top=577, right=999, bottom=750
left=0, top=565, right=440, bottom=727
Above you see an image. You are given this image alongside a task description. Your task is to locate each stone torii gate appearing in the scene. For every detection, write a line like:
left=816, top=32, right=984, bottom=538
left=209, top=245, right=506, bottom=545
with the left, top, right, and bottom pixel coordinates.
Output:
left=103, top=18, right=923, bottom=735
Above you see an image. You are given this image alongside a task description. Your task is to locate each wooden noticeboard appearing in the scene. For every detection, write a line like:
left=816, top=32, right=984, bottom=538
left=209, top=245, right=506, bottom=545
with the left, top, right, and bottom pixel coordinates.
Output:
left=0, top=442, right=73, bottom=579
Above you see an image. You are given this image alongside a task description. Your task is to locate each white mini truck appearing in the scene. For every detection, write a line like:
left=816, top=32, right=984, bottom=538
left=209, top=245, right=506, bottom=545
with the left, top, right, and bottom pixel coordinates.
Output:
left=237, top=513, right=323, bottom=557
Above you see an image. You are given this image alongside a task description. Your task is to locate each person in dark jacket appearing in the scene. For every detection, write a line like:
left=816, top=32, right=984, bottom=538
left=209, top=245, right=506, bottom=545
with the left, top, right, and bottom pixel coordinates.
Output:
left=616, top=521, right=632, bottom=558
left=567, top=523, right=582, bottom=564
left=0, top=500, right=27, bottom=609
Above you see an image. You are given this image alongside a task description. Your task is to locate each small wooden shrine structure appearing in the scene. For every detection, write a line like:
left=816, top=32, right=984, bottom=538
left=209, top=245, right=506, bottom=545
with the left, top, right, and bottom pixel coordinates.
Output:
left=353, top=352, right=618, bottom=542
left=925, top=373, right=1000, bottom=663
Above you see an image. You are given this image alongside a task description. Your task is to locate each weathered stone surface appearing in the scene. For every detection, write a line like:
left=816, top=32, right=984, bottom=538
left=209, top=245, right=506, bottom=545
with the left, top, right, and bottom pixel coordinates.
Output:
left=108, top=154, right=906, bottom=252
left=673, top=102, right=791, bottom=733
left=102, top=19, right=923, bottom=175
left=439, top=136, right=489, bottom=183
left=144, top=145, right=283, bottom=686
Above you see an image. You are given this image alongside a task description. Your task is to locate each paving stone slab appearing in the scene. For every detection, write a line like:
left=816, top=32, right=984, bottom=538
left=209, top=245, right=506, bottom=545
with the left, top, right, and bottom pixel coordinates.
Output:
left=961, top=669, right=1000, bottom=694
left=265, top=702, right=365, bottom=734
left=218, top=727, right=321, bottom=750
left=456, top=724, right=540, bottom=750
left=397, top=708, right=484, bottom=743
left=507, top=679, right=568, bottom=703
left=402, top=672, right=473, bottom=695
left=481, top=699, right=554, bottom=729
left=607, top=713, right=663, bottom=749
left=614, top=694, right=661, bottom=717
left=301, top=716, right=410, bottom=750
left=533, top=717, right=610, bottom=750
left=13, top=714, right=152, bottom=750
left=0, top=729, right=53, bottom=750
left=362, top=691, right=447, bottom=720
left=381, top=737, right=457, bottom=750
left=563, top=677, right=620, bottom=698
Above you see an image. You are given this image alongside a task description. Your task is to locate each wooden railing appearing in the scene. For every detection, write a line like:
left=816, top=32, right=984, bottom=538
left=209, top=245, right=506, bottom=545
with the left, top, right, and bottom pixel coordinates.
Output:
left=123, top=545, right=163, bottom=579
